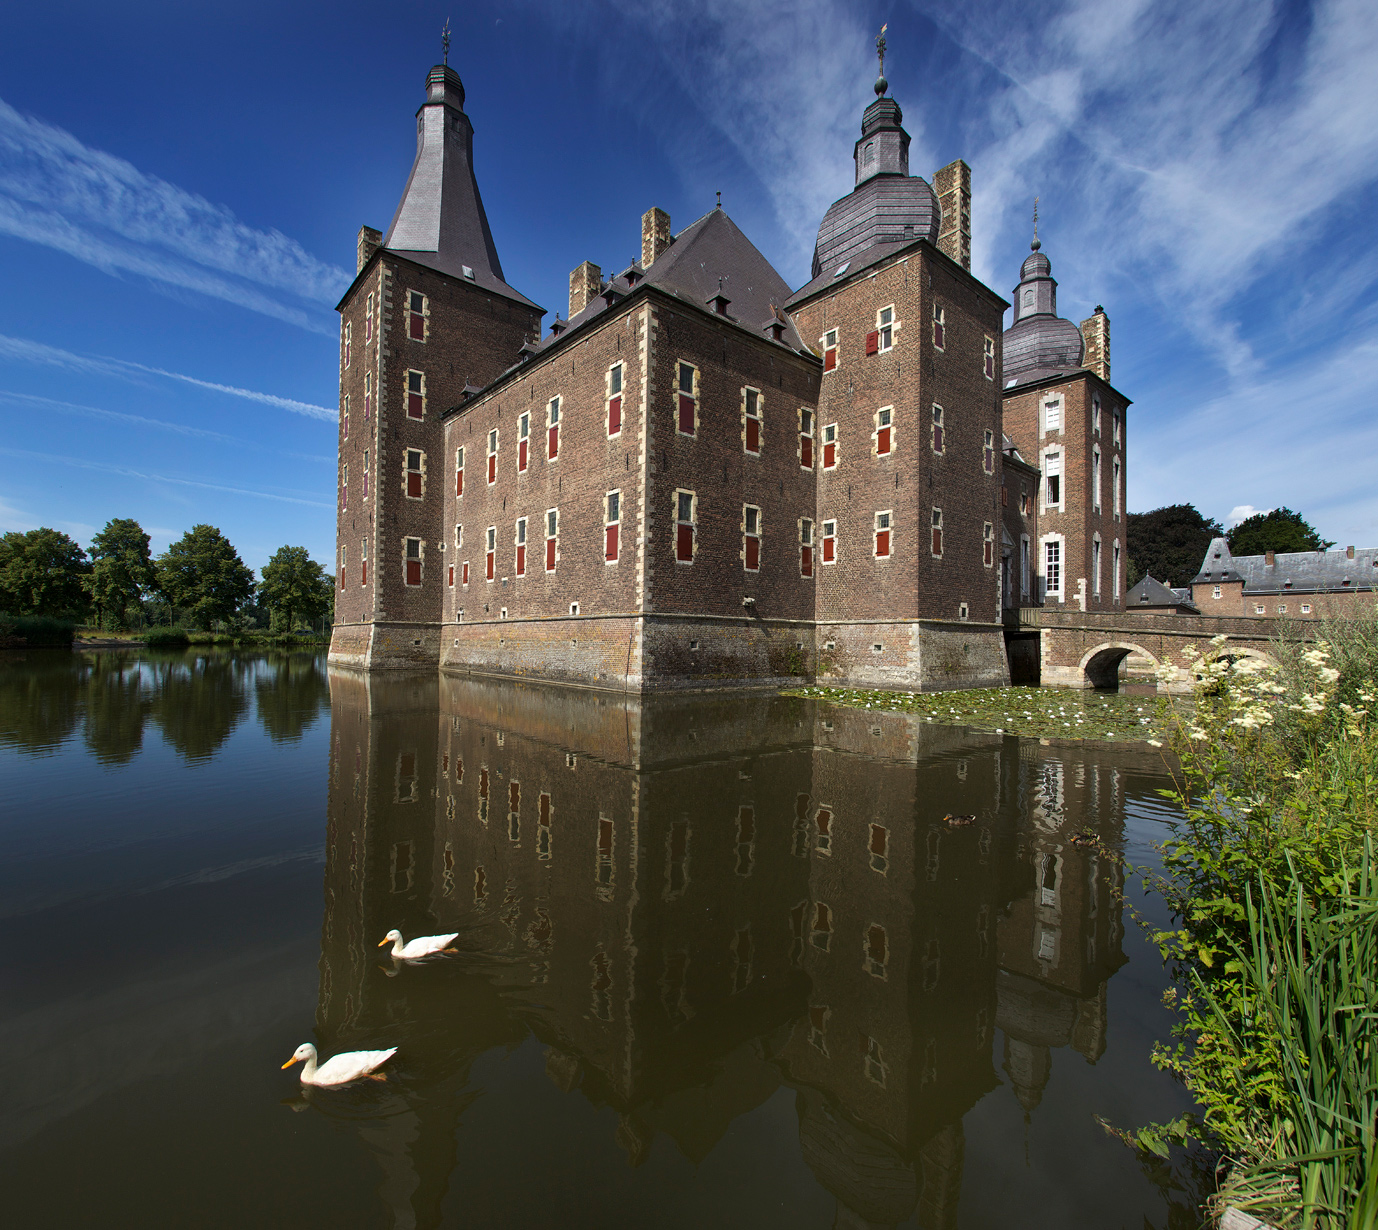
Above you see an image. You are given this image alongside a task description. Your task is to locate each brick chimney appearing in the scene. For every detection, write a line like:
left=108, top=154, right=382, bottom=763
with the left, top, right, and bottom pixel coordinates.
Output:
left=1081, top=307, right=1111, bottom=383
left=569, top=261, right=601, bottom=318
left=1347, top=545, right=1356, bottom=559
left=356, top=226, right=382, bottom=274
left=932, top=160, right=971, bottom=270
left=641, top=207, right=671, bottom=268
left=1266, top=550, right=1276, bottom=567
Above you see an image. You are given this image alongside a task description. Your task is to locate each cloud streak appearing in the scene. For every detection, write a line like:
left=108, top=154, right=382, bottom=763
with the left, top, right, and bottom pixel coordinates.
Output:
left=0, top=333, right=336, bottom=421
left=0, top=96, right=350, bottom=329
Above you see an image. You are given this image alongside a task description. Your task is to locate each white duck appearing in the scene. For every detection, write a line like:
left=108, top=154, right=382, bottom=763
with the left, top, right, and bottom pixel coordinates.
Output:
left=281, top=1043, right=397, bottom=1086
left=379, top=929, right=459, bottom=960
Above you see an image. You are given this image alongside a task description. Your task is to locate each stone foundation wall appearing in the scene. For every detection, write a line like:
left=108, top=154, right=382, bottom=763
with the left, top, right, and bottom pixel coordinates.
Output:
left=817, top=619, right=1009, bottom=692
left=329, top=620, right=445, bottom=671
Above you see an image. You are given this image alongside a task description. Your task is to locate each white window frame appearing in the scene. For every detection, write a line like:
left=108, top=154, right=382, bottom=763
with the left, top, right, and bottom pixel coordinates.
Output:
left=1043, top=397, right=1063, bottom=436
left=1042, top=534, right=1065, bottom=599
left=406, top=368, right=426, bottom=421
left=1113, top=539, right=1121, bottom=600
left=1092, top=533, right=1102, bottom=595
left=822, top=422, right=838, bottom=470
left=607, top=362, right=624, bottom=438
left=604, top=490, right=620, bottom=565
left=932, top=304, right=945, bottom=351
left=1092, top=446, right=1102, bottom=513
left=874, top=405, right=894, bottom=457
left=1043, top=451, right=1063, bottom=511
left=742, top=504, right=762, bottom=572
left=545, top=507, right=560, bottom=573
left=514, top=516, right=528, bottom=577
left=676, top=361, right=699, bottom=438
left=821, top=518, right=837, bottom=566
left=546, top=396, right=561, bottom=462
left=983, top=334, right=995, bottom=379
left=674, top=488, right=697, bottom=563
left=743, top=386, right=763, bottom=457
left=874, top=510, right=893, bottom=560
left=876, top=305, right=898, bottom=352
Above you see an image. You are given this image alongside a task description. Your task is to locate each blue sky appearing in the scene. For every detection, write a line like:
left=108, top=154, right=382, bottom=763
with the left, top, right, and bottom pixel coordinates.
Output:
left=1, top=0, right=1375, bottom=571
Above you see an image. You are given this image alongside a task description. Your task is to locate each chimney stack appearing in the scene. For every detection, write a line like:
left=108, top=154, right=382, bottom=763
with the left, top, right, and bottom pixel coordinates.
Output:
left=569, top=261, right=601, bottom=318
left=1081, top=307, right=1111, bottom=383
left=641, top=207, right=671, bottom=269
left=932, top=160, right=971, bottom=270
left=1347, top=545, right=1356, bottom=559
left=356, top=226, right=382, bottom=274
left=1266, top=550, right=1276, bottom=567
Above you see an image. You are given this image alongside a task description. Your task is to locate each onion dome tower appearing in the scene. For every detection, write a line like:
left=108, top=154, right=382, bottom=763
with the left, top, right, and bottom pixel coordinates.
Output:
left=1001, top=230, right=1085, bottom=384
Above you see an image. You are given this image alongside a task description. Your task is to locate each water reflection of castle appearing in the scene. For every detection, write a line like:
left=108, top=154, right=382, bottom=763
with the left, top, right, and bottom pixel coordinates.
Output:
left=321, top=673, right=1131, bottom=1228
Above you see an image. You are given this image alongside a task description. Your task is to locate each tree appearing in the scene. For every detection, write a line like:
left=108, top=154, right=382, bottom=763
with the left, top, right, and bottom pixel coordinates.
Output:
left=87, top=518, right=155, bottom=630
left=1227, top=507, right=1334, bottom=557
left=1125, top=504, right=1224, bottom=589
left=0, top=528, right=90, bottom=618
left=258, top=545, right=332, bottom=632
left=155, top=525, right=255, bottom=630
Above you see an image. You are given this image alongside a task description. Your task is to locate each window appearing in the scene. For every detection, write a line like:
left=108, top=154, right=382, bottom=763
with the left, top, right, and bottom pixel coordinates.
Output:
left=604, top=492, right=620, bottom=563
left=405, top=537, right=423, bottom=586
left=865, top=924, right=889, bottom=979
left=1301, top=603, right=1312, bottom=614
left=360, top=537, right=367, bottom=585
left=983, top=429, right=995, bottom=474
left=1044, top=452, right=1062, bottom=508
left=487, top=429, right=498, bottom=485
left=1113, top=409, right=1121, bottom=446
left=932, top=304, right=945, bottom=350
left=448, top=558, right=454, bottom=587
left=822, top=328, right=838, bottom=371
left=743, top=505, right=761, bottom=571
left=408, top=290, right=427, bottom=341
left=1092, top=447, right=1102, bottom=512
left=405, top=449, right=423, bottom=499
left=365, top=291, right=374, bottom=342
left=607, top=363, right=623, bottom=437
left=1113, top=540, right=1121, bottom=599
left=1092, top=395, right=1101, bottom=435
left=741, top=387, right=762, bottom=455
left=1255, top=603, right=1266, bottom=615
left=931, top=507, right=943, bottom=558
left=1213, top=585, right=1222, bottom=600
left=1045, top=539, right=1062, bottom=597
left=1278, top=603, right=1288, bottom=614
left=407, top=370, right=425, bottom=420
left=931, top=404, right=944, bottom=454
left=515, top=411, right=530, bottom=472
left=822, top=519, right=837, bottom=565
left=547, top=396, right=561, bottom=461
left=822, top=422, right=838, bottom=470
left=1113, top=457, right=1122, bottom=518
left=1044, top=399, right=1062, bottom=434
left=869, top=824, right=889, bottom=874
left=341, top=463, right=348, bottom=510
left=546, top=508, right=559, bottom=572
left=362, top=449, right=369, bottom=498
left=799, top=407, right=814, bottom=469
left=342, top=395, right=349, bottom=440
left=343, top=321, right=351, bottom=369
left=1002, top=483, right=1008, bottom=507
left=1092, top=535, right=1102, bottom=595
left=462, top=560, right=469, bottom=585
left=339, top=546, right=346, bottom=586
left=814, top=807, right=833, bottom=855
left=485, top=526, right=496, bottom=581
left=984, top=335, right=995, bottom=379
left=1021, top=536, right=1030, bottom=598
left=514, top=517, right=527, bottom=577
left=983, top=522, right=994, bottom=568
left=455, top=446, right=464, bottom=497
left=800, top=519, right=814, bottom=577
left=811, top=901, right=832, bottom=950
left=877, top=305, right=896, bottom=352
left=675, top=489, right=696, bottom=562
left=875, top=510, right=892, bottom=558
left=455, top=525, right=463, bottom=549
left=677, top=362, right=698, bottom=436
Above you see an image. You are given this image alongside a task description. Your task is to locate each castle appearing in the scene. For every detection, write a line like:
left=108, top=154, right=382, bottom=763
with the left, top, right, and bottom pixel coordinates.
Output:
left=329, top=52, right=1129, bottom=691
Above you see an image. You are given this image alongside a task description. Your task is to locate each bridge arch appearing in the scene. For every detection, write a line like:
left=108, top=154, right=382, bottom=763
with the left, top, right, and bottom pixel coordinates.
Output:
left=1077, top=641, right=1160, bottom=690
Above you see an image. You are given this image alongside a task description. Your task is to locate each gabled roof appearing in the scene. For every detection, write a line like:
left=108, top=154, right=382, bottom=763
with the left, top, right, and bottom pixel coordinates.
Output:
left=1127, top=575, right=1198, bottom=611
left=1193, top=536, right=1378, bottom=594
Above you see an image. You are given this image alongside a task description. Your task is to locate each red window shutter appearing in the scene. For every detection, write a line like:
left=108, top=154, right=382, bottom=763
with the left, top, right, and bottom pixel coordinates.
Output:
left=407, top=472, right=421, bottom=498
left=462, top=562, right=469, bottom=585
left=933, top=425, right=943, bottom=453
left=801, top=436, right=813, bottom=469
left=801, top=545, right=813, bottom=577
left=487, top=455, right=496, bottom=484
left=1001, top=485, right=1008, bottom=507
left=932, top=528, right=943, bottom=556
left=745, top=536, right=760, bottom=570
left=608, top=395, right=622, bottom=435
left=456, top=469, right=464, bottom=497
left=676, top=524, right=694, bottom=561
left=878, top=426, right=891, bottom=455
left=516, top=545, right=525, bottom=576
left=361, top=561, right=367, bottom=585
left=678, top=393, right=695, bottom=434
left=824, top=348, right=836, bottom=372
left=448, top=564, right=454, bottom=586
left=546, top=538, right=556, bottom=571
left=409, top=313, right=424, bottom=341
left=876, top=530, right=890, bottom=557
left=934, top=322, right=944, bottom=348
left=406, top=559, right=422, bottom=586
left=865, top=330, right=879, bottom=355
left=407, top=392, right=423, bottom=419
left=362, top=473, right=368, bottom=497
left=486, top=551, right=494, bottom=580
left=605, top=524, right=619, bottom=561
left=985, top=446, right=994, bottom=473
left=823, top=441, right=835, bottom=469
left=985, top=353, right=994, bottom=378
left=822, top=538, right=835, bottom=564
left=746, top=418, right=760, bottom=453
left=984, top=540, right=993, bottom=567
left=548, top=425, right=559, bottom=459
left=518, top=439, right=528, bottom=471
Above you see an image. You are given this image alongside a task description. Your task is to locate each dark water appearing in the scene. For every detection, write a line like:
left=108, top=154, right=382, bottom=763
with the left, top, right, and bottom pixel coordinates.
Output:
left=0, top=649, right=1196, bottom=1228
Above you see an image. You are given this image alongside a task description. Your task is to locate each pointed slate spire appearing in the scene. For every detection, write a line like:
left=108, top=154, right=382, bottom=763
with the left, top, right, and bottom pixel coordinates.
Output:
left=381, top=64, right=538, bottom=308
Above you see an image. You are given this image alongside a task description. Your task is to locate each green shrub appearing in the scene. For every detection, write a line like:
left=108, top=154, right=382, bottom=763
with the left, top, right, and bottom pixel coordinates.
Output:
left=145, top=627, right=190, bottom=648
left=0, top=614, right=76, bottom=647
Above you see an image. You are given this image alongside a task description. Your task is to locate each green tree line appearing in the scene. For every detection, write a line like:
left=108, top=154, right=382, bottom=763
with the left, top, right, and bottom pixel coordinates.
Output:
left=1127, top=504, right=1332, bottom=589
left=0, top=519, right=333, bottom=634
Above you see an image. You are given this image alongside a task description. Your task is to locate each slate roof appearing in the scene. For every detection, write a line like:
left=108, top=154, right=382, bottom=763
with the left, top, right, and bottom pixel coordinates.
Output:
left=380, top=65, right=541, bottom=312
left=1193, top=537, right=1378, bottom=594
left=1127, top=575, right=1198, bottom=611
left=1002, top=240, right=1085, bottom=389
left=809, top=174, right=940, bottom=281
left=541, top=207, right=807, bottom=354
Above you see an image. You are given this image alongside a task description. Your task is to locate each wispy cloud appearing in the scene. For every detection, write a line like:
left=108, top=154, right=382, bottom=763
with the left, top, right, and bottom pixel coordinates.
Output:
left=0, top=333, right=335, bottom=422
left=1228, top=505, right=1272, bottom=526
left=0, top=96, right=350, bottom=329
left=0, top=493, right=37, bottom=534
left=0, top=447, right=332, bottom=509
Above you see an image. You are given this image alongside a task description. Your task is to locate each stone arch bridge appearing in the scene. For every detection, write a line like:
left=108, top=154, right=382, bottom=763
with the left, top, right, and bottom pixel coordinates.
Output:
left=1014, top=609, right=1306, bottom=692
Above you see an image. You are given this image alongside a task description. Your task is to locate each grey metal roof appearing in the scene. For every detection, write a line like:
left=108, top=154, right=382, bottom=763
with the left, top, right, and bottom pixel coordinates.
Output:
left=380, top=65, right=540, bottom=311
left=1127, top=575, right=1198, bottom=610
left=546, top=207, right=806, bottom=352
left=1192, top=536, right=1378, bottom=593
left=808, top=174, right=939, bottom=283
left=1002, top=240, right=1083, bottom=384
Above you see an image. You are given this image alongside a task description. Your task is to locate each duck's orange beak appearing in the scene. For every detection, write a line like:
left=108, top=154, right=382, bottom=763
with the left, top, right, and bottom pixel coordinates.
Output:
left=377, top=938, right=390, bottom=947
left=281, top=1057, right=300, bottom=1069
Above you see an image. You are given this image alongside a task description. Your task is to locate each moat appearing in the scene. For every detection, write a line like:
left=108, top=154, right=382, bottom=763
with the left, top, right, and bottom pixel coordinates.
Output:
left=0, top=649, right=1196, bottom=1228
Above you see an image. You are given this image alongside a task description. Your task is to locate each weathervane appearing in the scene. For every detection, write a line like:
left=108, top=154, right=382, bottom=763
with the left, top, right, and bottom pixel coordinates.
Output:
left=874, top=23, right=889, bottom=96
left=442, top=18, right=451, bottom=65
left=1032, top=196, right=1041, bottom=250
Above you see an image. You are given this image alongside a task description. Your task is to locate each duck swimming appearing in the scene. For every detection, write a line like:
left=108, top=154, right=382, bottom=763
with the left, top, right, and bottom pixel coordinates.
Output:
left=281, top=1043, right=396, bottom=1086
left=379, top=929, right=460, bottom=960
